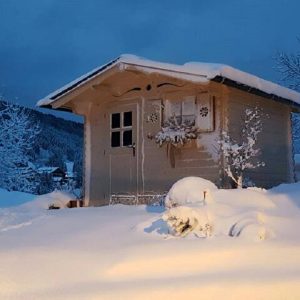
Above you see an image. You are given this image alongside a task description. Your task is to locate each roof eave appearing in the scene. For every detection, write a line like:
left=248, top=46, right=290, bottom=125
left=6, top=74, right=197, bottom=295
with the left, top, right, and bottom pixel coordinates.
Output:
left=39, top=104, right=73, bottom=113
left=212, top=75, right=300, bottom=111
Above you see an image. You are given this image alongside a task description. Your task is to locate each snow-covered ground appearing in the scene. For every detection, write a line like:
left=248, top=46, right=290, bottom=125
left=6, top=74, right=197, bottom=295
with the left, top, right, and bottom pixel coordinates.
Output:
left=0, top=182, right=300, bottom=300
left=0, top=189, right=35, bottom=208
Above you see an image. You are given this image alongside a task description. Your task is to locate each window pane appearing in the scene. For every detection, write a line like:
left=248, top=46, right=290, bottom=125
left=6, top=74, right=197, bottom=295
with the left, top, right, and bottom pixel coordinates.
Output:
left=182, top=97, right=195, bottom=115
left=123, top=111, right=132, bottom=127
left=111, top=131, right=120, bottom=147
left=169, top=101, right=181, bottom=116
left=111, top=113, right=120, bottom=129
left=123, top=130, right=132, bottom=146
left=182, top=115, right=195, bottom=126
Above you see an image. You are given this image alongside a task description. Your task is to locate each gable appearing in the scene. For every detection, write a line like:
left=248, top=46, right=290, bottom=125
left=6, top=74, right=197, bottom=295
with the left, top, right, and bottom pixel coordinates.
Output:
left=37, top=54, right=300, bottom=112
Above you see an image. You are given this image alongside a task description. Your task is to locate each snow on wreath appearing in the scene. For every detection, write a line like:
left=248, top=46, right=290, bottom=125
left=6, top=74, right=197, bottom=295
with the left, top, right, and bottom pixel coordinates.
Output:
left=155, top=115, right=198, bottom=147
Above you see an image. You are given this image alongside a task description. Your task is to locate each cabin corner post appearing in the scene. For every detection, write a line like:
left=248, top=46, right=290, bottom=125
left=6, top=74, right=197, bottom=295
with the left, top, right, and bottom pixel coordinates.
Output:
left=83, top=104, right=93, bottom=206
left=219, top=84, right=230, bottom=188
left=287, top=108, right=296, bottom=183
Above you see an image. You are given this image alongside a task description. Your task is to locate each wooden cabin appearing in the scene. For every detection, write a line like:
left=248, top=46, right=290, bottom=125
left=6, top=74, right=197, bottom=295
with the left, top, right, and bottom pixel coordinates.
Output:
left=38, top=55, right=300, bottom=206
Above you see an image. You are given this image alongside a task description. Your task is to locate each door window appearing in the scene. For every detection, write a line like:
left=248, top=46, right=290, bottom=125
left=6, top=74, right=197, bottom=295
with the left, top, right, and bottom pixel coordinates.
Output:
left=110, top=111, right=133, bottom=147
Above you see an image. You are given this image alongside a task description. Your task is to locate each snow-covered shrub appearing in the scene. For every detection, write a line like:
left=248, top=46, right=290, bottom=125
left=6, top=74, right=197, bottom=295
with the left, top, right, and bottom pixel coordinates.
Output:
left=229, top=215, right=274, bottom=241
left=0, top=100, right=40, bottom=193
left=219, top=106, right=265, bottom=188
left=155, top=116, right=198, bottom=148
left=165, top=177, right=217, bottom=208
left=163, top=206, right=213, bottom=238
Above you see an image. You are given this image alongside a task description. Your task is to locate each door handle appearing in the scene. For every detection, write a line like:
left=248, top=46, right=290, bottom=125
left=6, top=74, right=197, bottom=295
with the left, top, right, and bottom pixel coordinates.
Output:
left=127, top=142, right=136, bottom=157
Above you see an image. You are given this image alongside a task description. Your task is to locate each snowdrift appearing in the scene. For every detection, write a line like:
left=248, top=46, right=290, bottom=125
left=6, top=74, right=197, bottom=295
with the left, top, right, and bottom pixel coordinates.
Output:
left=160, top=177, right=298, bottom=242
left=0, top=179, right=299, bottom=299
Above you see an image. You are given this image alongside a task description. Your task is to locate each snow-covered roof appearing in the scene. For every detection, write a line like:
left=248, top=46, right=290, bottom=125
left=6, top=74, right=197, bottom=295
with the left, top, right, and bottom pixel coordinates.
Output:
left=37, top=54, right=300, bottom=108
left=37, top=167, right=63, bottom=174
left=65, top=161, right=74, bottom=173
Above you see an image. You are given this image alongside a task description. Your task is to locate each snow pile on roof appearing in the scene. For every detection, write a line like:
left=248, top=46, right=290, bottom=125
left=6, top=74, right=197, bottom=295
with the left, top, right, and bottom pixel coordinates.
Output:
left=65, top=161, right=75, bottom=178
left=37, top=166, right=62, bottom=174
left=0, top=181, right=300, bottom=299
left=37, top=54, right=300, bottom=107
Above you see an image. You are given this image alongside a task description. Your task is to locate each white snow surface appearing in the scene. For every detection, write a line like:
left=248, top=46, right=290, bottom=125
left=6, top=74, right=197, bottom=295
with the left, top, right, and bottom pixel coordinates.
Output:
left=37, top=54, right=300, bottom=107
left=0, top=181, right=300, bottom=299
left=0, top=188, right=34, bottom=208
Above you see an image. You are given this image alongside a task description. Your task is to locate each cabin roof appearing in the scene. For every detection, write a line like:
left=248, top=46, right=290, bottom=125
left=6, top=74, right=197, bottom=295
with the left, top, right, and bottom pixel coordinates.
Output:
left=37, top=54, right=300, bottom=110
left=37, top=167, right=64, bottom=174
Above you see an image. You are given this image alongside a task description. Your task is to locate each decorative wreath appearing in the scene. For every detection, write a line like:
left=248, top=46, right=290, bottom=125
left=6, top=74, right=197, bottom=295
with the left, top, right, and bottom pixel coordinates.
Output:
left=199, top=106, right=209, bottom=117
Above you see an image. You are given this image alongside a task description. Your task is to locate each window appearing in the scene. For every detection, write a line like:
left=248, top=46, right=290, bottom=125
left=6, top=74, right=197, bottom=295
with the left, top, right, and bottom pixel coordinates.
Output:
left=110, top=111, right=133, bottom=147
left=164, top=96, right=196, bottom=126
left=164, top=94, right=214, bottom=131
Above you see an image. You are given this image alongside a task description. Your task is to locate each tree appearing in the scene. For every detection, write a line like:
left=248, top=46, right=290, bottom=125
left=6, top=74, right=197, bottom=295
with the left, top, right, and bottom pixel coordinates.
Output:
left=219, top=106, right=265, bottom=188
left=276, top=49, right=300, bottom=92
left=0, top=100, right=40, bottom=193
left=276, top=47, right=300, bottom=153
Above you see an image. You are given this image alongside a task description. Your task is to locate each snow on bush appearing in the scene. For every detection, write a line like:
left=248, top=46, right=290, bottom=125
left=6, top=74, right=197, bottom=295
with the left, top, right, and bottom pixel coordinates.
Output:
left=162, top=177, right=277, bottom=240
left=229, top=215, right=274, bottom=241
left=165, top=176, right=217, bottom=208
left=163, top=205, right=213, bottom=238
left=219, top=106, right=266, bottom=188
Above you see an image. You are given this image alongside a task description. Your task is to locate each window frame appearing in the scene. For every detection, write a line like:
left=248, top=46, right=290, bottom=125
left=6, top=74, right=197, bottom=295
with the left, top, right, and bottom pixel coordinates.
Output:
left=163, top=94, right=215, bottom=132
left=164, top=96, right=197, bottom=126
left=110, top=111, right=133, bottom=148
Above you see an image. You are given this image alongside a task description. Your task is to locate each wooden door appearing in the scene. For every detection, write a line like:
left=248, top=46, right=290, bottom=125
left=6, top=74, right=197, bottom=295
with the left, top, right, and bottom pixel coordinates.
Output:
left=106, top=102, right=138, bottom=200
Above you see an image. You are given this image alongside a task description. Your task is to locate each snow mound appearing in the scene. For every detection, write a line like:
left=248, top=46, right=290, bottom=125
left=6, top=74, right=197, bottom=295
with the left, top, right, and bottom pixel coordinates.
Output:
left=165, top=176, right=218, bottom=208
left=160, top=177, right=282, bottom=241
left=22, top=190, right=74, bottom=210
left=0, top=191, right=74, bottom=233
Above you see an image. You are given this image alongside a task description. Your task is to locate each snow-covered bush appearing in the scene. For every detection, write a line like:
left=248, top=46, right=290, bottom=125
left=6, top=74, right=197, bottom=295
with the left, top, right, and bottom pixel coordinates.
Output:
left=163, top=177, right=216, bottom=238
left=165, top=176, right=217, bottom=208
left=158, top=176, right=277, bottom=240
left=0, top=101, right=40, bottom=193
left=219, top=106, right=265, bottom=188
left=155, top=116, right=198, bottom=147
left=163, top=206, right=213, bottom=238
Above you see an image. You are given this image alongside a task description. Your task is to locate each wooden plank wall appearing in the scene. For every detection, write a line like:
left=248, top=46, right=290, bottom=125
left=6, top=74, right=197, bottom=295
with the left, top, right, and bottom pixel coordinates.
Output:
left=226, top=87, right=293, bottom=188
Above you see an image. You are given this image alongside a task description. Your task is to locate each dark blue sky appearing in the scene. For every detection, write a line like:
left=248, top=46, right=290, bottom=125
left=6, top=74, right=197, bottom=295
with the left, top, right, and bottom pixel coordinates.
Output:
left=0, top=0, right=299, bottom=120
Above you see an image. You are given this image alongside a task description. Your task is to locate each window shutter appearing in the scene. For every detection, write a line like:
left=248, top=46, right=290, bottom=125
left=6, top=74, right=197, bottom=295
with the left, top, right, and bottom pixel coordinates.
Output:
left=196, top=94, right=214, bottom=132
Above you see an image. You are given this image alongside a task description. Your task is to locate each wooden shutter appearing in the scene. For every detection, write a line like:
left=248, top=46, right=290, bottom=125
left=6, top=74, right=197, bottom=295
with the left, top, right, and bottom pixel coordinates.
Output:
left=196, top=94, right=214, bottom=132
left=144, top=99, right=162, bottom=146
